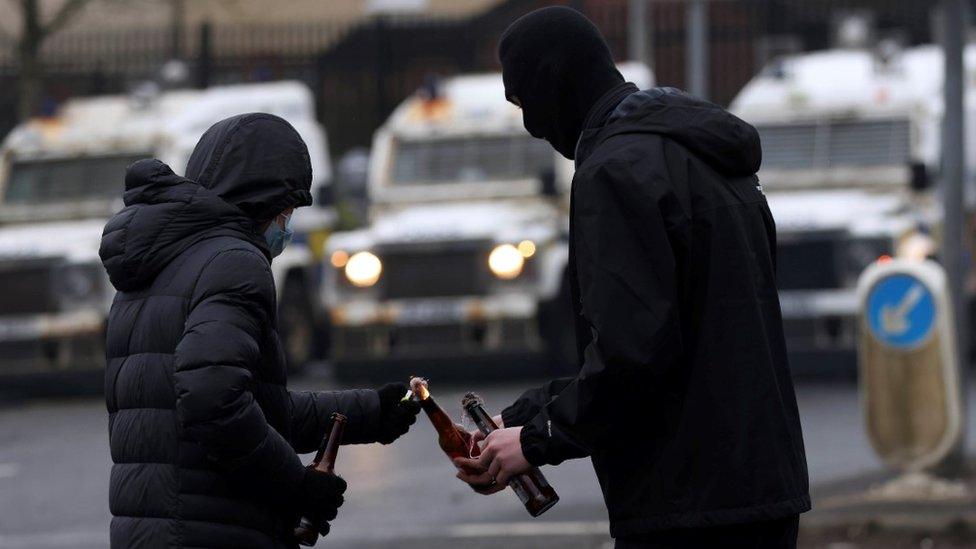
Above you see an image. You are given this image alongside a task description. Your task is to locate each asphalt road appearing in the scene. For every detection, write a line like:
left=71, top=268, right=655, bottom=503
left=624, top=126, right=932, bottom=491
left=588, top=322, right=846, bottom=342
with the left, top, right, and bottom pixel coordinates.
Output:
left=0, top=373, right=974, bottom=549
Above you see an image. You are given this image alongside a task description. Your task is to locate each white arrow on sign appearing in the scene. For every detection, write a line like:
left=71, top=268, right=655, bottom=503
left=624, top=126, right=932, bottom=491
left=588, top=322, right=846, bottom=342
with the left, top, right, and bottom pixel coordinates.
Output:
left=880, top=283, right=924, bottom=336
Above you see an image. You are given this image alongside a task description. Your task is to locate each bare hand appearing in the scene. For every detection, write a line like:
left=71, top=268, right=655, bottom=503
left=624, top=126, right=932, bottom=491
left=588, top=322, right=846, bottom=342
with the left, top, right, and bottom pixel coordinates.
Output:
left=453, top=427, right=530, bottom=495
left=468, top=414, right=504, bottom=445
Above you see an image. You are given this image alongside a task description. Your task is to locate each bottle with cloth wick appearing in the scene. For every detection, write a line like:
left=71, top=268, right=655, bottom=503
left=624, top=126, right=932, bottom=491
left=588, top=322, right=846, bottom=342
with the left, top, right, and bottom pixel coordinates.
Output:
left=462, top=392, right=559, bottom=517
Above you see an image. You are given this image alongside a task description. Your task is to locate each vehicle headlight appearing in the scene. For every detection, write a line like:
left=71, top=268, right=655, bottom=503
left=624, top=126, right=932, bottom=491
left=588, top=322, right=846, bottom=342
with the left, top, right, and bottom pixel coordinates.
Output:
left=331, top=250, right=349, bottom=268
left=344, top=251, right=382, bottom=287
left=517, top=239, right=536, bottom=258
left=488, top=244, right=524, bottom=280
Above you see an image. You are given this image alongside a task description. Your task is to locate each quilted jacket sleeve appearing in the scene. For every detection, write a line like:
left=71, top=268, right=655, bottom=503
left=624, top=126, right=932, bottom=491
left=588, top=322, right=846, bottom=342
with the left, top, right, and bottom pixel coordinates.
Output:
left=288, top=389, right=382, bottom=452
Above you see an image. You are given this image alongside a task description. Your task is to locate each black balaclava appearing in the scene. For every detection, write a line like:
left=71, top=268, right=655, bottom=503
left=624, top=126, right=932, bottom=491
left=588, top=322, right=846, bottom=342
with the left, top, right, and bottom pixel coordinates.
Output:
left=499, top=6, right=624, bottom=159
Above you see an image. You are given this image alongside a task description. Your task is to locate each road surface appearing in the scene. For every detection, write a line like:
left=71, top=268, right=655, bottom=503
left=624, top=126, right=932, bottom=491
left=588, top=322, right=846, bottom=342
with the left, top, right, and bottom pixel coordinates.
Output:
left=0, top=372, right=973, bottom=548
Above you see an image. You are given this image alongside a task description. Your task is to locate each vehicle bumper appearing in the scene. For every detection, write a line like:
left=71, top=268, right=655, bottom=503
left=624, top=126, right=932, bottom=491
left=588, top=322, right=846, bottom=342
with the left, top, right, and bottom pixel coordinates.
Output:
left=779, top=289, right=859, bottom=378
left=329, top=295, right=550, bottom=380
left=0, top=309, right=105, bottom=377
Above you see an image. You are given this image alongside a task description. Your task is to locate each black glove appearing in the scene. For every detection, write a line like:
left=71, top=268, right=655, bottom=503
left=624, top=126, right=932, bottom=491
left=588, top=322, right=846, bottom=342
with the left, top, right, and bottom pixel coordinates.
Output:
left=299, top=468, right=347, bottom=537
left=375, top=382, right=421, bottom=444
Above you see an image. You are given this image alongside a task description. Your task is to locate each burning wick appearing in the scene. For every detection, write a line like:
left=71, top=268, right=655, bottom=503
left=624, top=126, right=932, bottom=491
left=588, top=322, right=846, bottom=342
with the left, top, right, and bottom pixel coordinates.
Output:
left=408, top=376, right=430, bottom=401
left=461, top=392, right=484, bottom=409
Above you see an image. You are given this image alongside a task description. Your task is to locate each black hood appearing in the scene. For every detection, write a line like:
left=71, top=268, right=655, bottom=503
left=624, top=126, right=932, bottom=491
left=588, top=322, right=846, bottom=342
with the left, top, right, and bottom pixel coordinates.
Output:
left=100, top=113, right=313, bottom=292
left=185, top=113, right=312, bottom=222
left=579, top=87, right=762, bottom=177
left=499, top=6, right=624, bottom=160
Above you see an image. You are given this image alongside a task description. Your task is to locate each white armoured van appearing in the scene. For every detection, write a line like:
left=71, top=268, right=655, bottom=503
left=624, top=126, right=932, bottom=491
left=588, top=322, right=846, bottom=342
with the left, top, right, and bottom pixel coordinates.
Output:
left=729, top=44, right=976, bottom=375
left=323, top=64, right=653, bottom=380
left=0, top=81, right=334, bottom=384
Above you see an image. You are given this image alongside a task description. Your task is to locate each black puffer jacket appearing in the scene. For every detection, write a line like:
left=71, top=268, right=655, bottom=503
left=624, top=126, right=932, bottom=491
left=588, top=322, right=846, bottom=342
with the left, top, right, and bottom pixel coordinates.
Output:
left=502, top=86, right=810, bottom=536
left=101, top=114, right=382, bottom=548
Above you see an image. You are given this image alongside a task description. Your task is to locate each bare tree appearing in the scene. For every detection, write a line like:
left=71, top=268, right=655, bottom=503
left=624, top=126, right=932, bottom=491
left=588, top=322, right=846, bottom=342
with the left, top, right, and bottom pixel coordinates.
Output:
left=8, top=0, right=93, bottom=121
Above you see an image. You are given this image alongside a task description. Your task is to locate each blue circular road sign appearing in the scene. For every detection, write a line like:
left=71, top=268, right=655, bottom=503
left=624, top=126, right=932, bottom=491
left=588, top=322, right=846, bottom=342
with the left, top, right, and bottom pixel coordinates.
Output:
left=866, top=273, right=937, bottom=350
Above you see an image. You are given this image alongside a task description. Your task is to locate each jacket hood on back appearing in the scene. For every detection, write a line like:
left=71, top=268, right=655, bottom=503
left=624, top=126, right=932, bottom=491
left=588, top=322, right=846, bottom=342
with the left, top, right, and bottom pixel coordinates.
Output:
left=100, top=113, right=313, bottom=292
left=582, top=87, right=762, bottom=177
left=99, top=159, right=266, bottom=292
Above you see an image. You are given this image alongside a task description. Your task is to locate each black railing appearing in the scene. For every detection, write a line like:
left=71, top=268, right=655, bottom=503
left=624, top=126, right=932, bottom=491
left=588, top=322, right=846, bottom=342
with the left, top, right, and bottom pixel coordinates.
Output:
left=0, top=0, right=956, bottom=156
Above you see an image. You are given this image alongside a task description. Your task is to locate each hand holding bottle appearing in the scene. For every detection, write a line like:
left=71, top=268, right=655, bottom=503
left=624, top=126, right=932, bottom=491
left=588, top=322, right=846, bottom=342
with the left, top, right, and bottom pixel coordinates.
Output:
left=297, top=469, right=346, bottom=538
left=469, top=414, right=504, bottom=445
left=295, top=413, right=347, bottom=546
left=454, top=427, right=531, bottom=494
left=455, top=394, right=559, bottom=516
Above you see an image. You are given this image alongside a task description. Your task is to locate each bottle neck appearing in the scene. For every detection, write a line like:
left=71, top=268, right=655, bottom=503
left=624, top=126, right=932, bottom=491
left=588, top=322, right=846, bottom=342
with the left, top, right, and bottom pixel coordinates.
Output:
left=464, top=402, right=497, bottom=435
left=316, top=414, right=347, bottom=472
left=420, top=396, right=456, bottom=433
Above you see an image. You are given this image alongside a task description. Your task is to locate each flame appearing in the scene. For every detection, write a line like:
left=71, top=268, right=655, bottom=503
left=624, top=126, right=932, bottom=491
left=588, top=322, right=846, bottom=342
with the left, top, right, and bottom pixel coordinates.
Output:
left=410, top=377, right=430, bottom=400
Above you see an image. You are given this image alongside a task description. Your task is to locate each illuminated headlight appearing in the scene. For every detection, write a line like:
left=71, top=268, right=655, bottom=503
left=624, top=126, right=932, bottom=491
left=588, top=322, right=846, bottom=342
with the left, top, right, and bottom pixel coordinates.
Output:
left=488, top=244, right=524, bottom=280
left=517, top=240, right=536, bottom=258
left=344, top=251, right=382, bottom=287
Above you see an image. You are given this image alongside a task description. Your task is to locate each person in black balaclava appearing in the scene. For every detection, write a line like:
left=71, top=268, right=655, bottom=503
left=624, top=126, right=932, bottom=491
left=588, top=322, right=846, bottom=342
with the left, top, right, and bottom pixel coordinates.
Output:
left=456, top=7, right=810, bottom=549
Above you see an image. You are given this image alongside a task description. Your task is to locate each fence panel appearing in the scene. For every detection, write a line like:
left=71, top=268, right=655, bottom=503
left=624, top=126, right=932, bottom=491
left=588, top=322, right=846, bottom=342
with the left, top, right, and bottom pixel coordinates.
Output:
left=0, top=0, right=957, bottom=154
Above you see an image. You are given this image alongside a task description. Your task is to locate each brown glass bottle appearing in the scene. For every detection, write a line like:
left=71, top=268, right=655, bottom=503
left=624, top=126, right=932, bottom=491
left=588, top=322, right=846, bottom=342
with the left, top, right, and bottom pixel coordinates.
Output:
left=462, top=393, right=559, bottom=517
left=294, top=413, right=347, bottom=547
left=410, top=378, right=480, bottom=464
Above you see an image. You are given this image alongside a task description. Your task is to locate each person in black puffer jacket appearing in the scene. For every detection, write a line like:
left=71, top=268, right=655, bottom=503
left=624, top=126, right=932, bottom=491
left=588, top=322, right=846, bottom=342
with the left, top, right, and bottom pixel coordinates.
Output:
left=100, top=113, right=420, bottom=549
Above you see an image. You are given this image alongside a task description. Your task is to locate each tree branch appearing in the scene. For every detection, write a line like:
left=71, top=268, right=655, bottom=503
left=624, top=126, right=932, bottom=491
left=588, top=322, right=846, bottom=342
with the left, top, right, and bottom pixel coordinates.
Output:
left=42, top=0, right=90, bottom=38
left=0, top=1, right=14, bottom=41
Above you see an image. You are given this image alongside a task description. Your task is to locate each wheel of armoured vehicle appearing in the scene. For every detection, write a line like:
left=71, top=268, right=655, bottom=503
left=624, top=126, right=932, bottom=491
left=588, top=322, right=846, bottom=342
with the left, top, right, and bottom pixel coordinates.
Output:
left=279, top=272, right=313, bottom=374
left=539, top=272, right=579, bottom=375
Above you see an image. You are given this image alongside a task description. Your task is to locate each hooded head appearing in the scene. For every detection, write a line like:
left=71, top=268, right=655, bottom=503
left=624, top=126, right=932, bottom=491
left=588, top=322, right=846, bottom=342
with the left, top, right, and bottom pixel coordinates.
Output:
left=185, top=113, right=312, bottom=223
left=99, top=113, right=313, bottom=292
left=498, top=6, right=624, bottom=159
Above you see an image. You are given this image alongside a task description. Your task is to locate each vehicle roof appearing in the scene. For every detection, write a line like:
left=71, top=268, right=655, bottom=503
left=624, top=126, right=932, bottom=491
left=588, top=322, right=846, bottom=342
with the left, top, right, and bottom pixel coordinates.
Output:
left=383, top=62, right=654, bottom=138
left=731, top=44, right=976, bottom=122
left=1, top=81, right=317, bottom=159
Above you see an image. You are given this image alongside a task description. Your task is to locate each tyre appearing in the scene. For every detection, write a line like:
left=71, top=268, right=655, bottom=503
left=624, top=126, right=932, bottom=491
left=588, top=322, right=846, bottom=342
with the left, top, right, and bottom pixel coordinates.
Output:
left=279, top=272, right=314, bottom=374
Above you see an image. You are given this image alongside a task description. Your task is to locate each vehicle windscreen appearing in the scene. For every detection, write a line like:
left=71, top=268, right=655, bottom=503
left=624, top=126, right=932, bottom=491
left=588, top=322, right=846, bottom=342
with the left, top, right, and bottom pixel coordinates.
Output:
left=392, top=135, right=553, bottom=185
left=5, top=154, right=146, bottom=205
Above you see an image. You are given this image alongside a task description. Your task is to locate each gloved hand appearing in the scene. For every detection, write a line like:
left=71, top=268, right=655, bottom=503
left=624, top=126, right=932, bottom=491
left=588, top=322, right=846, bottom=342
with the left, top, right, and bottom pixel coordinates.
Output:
left=299, top=468, right=347, bottom=537
left=375, top=382, right=421, bottom=444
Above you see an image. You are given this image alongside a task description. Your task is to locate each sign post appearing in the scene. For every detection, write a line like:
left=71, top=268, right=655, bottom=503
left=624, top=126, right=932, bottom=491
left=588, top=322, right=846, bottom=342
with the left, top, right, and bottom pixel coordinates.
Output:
left=858, top=259, right=964, bottom=472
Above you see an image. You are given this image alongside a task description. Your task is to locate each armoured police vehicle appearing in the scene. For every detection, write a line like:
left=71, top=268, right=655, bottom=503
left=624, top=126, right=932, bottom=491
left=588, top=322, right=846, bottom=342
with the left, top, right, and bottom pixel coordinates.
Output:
left=0, top=81, right=333, bottom=387
left=324, top=64, right=653, bottom=380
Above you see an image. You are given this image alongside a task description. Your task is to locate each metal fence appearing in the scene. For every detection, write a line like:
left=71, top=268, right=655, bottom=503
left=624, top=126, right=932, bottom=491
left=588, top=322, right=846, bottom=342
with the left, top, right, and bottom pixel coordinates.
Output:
left=0, top=0, right=956, bottom=156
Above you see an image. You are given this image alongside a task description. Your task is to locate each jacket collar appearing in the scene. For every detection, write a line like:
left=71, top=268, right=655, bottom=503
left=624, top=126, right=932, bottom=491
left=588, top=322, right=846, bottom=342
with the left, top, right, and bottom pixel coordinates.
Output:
left=574, top=82, right=639, bottom=166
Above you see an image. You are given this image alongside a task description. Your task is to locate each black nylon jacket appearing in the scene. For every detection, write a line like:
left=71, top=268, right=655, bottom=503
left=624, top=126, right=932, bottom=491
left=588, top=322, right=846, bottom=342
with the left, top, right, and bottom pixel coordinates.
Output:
left=501, top=86, right=810, bottom=536
left=101, top=114, right=382, bottom=549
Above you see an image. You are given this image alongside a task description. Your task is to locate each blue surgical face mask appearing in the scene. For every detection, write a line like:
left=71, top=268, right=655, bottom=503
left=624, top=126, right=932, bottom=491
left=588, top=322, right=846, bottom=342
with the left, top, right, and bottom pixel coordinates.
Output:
left=264, top=212, right=294, bottom=258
